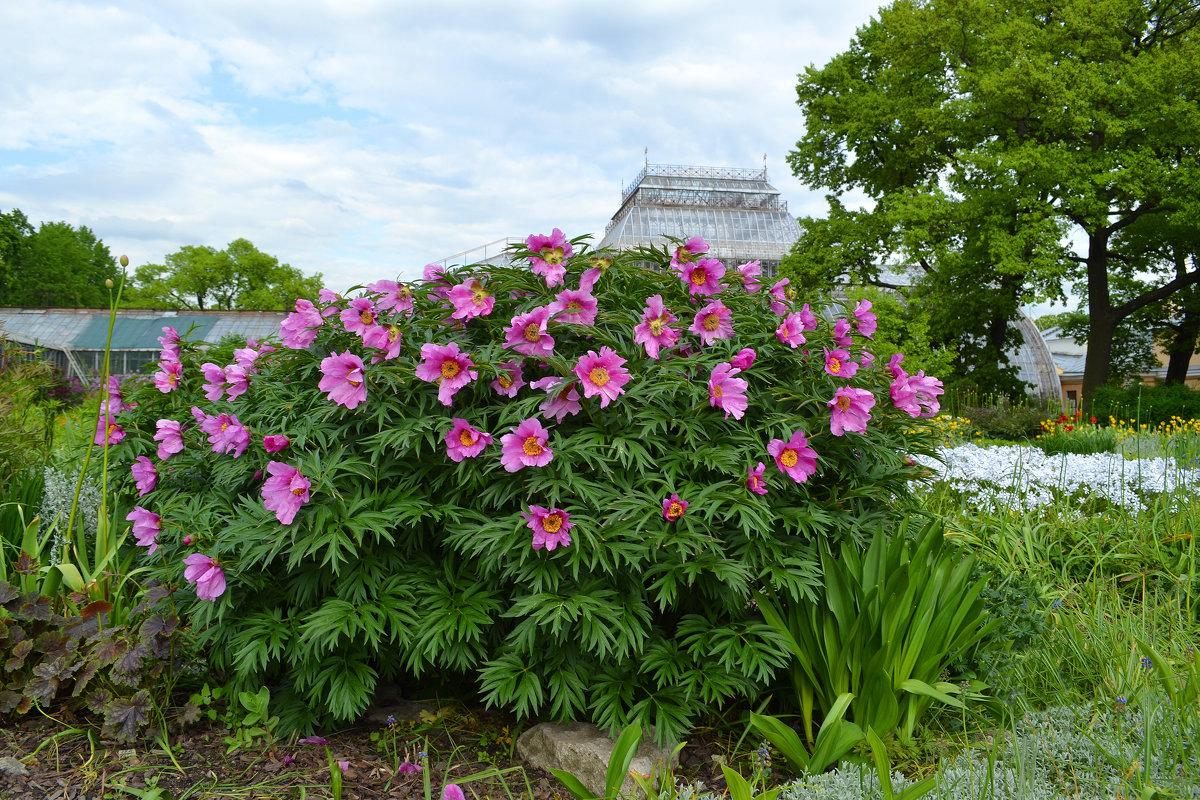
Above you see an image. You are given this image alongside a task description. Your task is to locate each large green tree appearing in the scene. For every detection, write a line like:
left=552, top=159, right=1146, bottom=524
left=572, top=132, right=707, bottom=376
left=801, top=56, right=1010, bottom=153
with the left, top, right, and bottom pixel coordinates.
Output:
left=130, top=238, right=324, bottom=311
left=0, top=210, right=119, bottom=307
left=787, top=0, right=1200, bottom=405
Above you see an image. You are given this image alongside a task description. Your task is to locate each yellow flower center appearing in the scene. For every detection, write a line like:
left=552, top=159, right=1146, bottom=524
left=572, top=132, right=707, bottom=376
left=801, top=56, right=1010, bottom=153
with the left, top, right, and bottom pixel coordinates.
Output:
left=828, top=357, right=841, bottom=374
left=347, top=375, right=362, bottom=387
left=387, top=325, right=400, bottom=343
left=667, top=502, right=684, bottom=520
left=397, top=285, right=411, bottom=300
left=167, top=373, right=178, bottom=386
left=713, top=385, right=723, bottom=398
left=542, top=513, right=563, bottom=533
left=441, top=360, right=460, bottom=380
left=471, top=283, right=489, bottom=305
left=542, top=246, right=564, bottom=265
left=291, top=486, right=306, bottom=496
left=360, top=309, right=374, bottom=325
left=780, top=449, right=798, bottom=468
left=567, top=300, right=582, bottom=312
left=498, top=373, right=513, bottom=388
left=835, top=396, right=852, bottom=412
left=649, top=318, right=665, bottom=335
left=702, top=313, right=720, bottom=332
left=675, top=249, right=694, bottom=265
left=107, top=424, right=118, bottom=436
left=459, top=428, right=477, bottom=446
left=522, top=436, right=544, bottom=456
left=690, top=269, right=707, bottom=286
left=588, top=367, right=610, bottom=387
left=523, top=323, right=542, bottom=343
left=220, top=422, right=228, bottom=432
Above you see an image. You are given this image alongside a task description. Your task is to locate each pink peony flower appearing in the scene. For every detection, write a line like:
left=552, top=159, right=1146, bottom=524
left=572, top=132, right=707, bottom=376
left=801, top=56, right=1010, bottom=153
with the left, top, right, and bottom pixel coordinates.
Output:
left=531, top=376, right=583, bottom=423
left=397, top=762, right=421, bottom=774
left=318, top=351, right=368, bottom=409
left=823, top=347, right=858, bottom=379
left=224, top=364, right=250, bottom=399
left=233, top=346, right=264, bottom=371
left=690, top=300, right=734, bottom=345
left=853, top=299, right=877, bottom=338
left=368, top=279, right=415, bottom=315
left=158, top=327, right=181, bottom=362
left=833, top=319, right=853, bottom=348
left=891, top=371, right=943, bottom=418
left=263, top=435, right=290, bottom=453
left=633, top=295, right=679, bottom=359
left=422, top=264, right=454, bottom=299
left=522, top=505, right=574, bottom=551
left=670, top=236, right=708, bottom=269
left=768, top=279, right=791, bottom=316
left=574, top=347, right=629, bottom=408
left=861, top=350, right=875, bottom=368
left=448, top=278, right=495, bottom=320
left=736, top=260, right=762, bottom=293
left=776, top=313, right=807, bottom=348
left=200, top=363, right=227, bottom=402
left=197, top=411, right=250, bottom=457
left=414, top=342, right=478, bottom=406
left=183, top=553, right=226, bottom=601
left=442, top=786, right=466, bottom=800
left=105, top=376, right=125, bottom=414
left=154, top=419, right=184, bottom=460
left=828, top=387, right=876, bottom=436
left=154, top=360, right=182, bottom=393
left=131, top=456, right=157, bottom=496
left=280, top=299, right=324, bottom=349
left=318, top=288, right=344, bottom=316
left=500, top=417, right=554, bottom=472
left=526, top=228, right=573, bottom=287
left=708, top=362, right=749, bottom=420
left=341, top=297, right=381, bottom=338
left=799, top=302, right=819, bottom=331
left=491, top=361, right=526, bottom=397
left=94, top=416, right=125, bottom=446
left=445, top=418, right=493, bottom=462
left=504, top=306, right=555, bottom=357
left=767, top=431, right=819, bottom=483
left=548, top=269, right=599, bottom=325
left=731, top=348, right=756, bottom=371
left=369, top=323, right=403, bottom=362
left=125, top=506, right=160, bottom=554
left=662, top=494, right=688, bottom=521
left=678, top=256, right=726, bottom=296
left=747, top=462, right=769, bottom=495
left=888, top=352, right=906, bottom=379
left=261, top=461, right=311, bottom=525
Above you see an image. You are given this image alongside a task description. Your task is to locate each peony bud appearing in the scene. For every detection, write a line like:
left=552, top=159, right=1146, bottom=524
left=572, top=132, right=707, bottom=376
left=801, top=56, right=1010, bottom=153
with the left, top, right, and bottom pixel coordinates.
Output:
left=105, top=279, right=114, bottom=289
left=119, top=254, right=129, bottom=267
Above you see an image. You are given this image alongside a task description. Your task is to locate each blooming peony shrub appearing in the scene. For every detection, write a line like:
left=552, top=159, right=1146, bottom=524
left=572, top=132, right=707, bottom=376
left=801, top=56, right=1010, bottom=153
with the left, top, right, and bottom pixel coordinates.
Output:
left=108, top=236, right=941, bottom=740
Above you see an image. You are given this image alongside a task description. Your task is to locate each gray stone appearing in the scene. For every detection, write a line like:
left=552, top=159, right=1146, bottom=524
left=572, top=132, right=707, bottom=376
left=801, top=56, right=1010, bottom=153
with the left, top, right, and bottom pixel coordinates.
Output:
left=516, top=721, right=678, bottom=799
left=0, top=756, right=28, bottom=777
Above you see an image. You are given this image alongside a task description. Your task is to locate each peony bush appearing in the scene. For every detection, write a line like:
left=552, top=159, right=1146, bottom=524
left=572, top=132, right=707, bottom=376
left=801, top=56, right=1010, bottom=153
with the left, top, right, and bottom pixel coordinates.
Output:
left=106, top=234, right=942, bottom=740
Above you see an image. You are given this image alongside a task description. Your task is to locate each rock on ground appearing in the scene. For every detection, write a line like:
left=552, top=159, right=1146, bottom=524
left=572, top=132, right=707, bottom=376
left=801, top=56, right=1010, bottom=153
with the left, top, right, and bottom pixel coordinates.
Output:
left=516, top=721, right=679, bottom=799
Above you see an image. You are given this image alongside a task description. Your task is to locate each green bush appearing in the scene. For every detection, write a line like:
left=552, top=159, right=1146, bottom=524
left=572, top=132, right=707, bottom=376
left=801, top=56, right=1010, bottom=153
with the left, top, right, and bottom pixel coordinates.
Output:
left=958, top=404, right=1046, bottom=441
left=1091, top=382, right=1200, bottom=428
left=104, top=238, right=942, bottom=741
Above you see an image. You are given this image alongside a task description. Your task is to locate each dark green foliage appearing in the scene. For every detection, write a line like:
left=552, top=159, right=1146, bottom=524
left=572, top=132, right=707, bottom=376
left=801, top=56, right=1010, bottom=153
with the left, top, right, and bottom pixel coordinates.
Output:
left=1091, top=383, right=1200, bottom=429
left=0, top=210, right=120, bottom=307
left=108, top=241, right=942, bottom=743
left=958, top=404, right=1047, bottom=441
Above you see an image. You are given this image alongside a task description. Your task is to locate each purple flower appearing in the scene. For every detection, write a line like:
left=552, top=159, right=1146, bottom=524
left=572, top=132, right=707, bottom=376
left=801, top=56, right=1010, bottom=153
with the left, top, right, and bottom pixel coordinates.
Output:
left=574, top=347, right=630, bottom=408
left=823, top=347, right=858, bottom=379
left=548, top=269, right=600, bottom=325
left=154, top=419, right=184, bottom=460
left=708, top=362, right=749, bottom=420
left=200, top=363, right=227, bottom=402
left=414, top=342, right=478, bottom=406
left=767, top=431, right=819, bottom=483
left=531, top=377, right=583, bottom=423
left=500, top=418, right=553, bottom=472
left=736, top=260, right=762, bottom=293
left=183, top=553, right=226, bottom=601
left=776, top=313, right=807, bottom=348
left=768, top=279, right=791, bottom=316
left=445, top=418, right=493, bottom=462
left=730, top=348, right=756, bottom=371
left=94, top=416, right=125, bottom=446
left=125, top=506, right=160, bottom=554
left=504, top=306, right=555, bottom=357
left=522, top=505, right=574, bottom=551
left=280, top=299, right=324, bottom=349
left=154, top=360, right=182, bottom=393
left=689, top=300, right=734, bottom=345
left=261, top=461, right=311, bottom=525
left=833, top=318, right=853, bottom=347
left=224, top=364, right=250, bottom=399
left=197, top=410, right=250, bottom=457
left=491, top=361, right=526, bottom=397
left=318, top=351, right=367, bottom=409
left=526, top=228, right=573, bottom=287
left=633, top=295, right=679, bottom=360
left=131, top=456, right=157, bottom=496
left=442, top=786, right=466, bottom=800
left=678, top=256, right=726, bottom=296
left=263, top=435, right=290, bottom=453
left=367, top=279, right=415, bottom=315
left=747, top=462, right=769, bottom=495
left=828, top=387, right=876, bottom=436
left=853, top=299, right=877, bottom=338
left=448, top=278, right=496, bottom=320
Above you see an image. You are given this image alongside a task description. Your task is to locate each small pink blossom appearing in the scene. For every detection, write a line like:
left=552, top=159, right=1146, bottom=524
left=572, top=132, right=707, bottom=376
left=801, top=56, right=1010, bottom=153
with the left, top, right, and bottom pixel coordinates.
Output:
left=574, top=347, right=629, bottom=408
left=828, top=387, right=876, bottom=436
left=125, top=506, right=160, bottom=554
left=690, top=300, right=734, bottom=345
left=662, top=494, right=688, bottom=521
left=736, top=260, right=762, bottom=293
left=233, top=346, right=264, bottom=371
left=183, top=553, right=226, bottom=601
left=504, top=306, right=555, bottom=357
left=633, top=295, right=679, bottom=359
left=224, top=364, right=250, bottom=399
left=853, top=299, right=877, bottom=338
left=888, top=353, right=906, bottom=379
left=731, top=348, right=756, bottom=371
left=526, top=228, right=573, bottom=287
left=768, top=279, right=791, bottom=316
left=776, top=313, right=807, bottom=348
left=318, top=288, right=344, bottom=316
left=747, top=462, right=769, bottom=495
left=767, top=431, right=819, bottom=483
left=94, top=416, right=125, bottom=446
left=670, top=236, right=708, bottom=269
left=491, top=361, right=526, bottom=397
left=415, top=342, right=478, bottom=406
left=448, top=278, right=495, bottom=320
left=548, top=270, right=599, bottom=325
left=799, top=303, right=819, bottom=331
left=154, top=419, right=184, bottom=460
left=370, top=323, right=403, bottom=362
left=153, top=360, right=182, bottom=393
left=824, top=347, right=858, bottom=379
left=708, top=362, right=748, bottom=420
left=531, top=377, right=583, bottom=423
left=678, top=256, right=726, bottom=296
left=367, top=279, right=415, bottom=315
left=281, top=299, right=324, bottom=349
left=445, top=418, right=493, bottom=462
left=200, top=363, right=227, bottom=402
left=861, top=350, right=875, bottom=368
left=422, top=264, right=454, bottom=299
left=500, top=418, right=553, bottom=472
left=522, top=505, right=574, bottom=551
left=833, top=319, right=853, bottom=347
left=397, top=762, right=422, bottom=774
left=158, top=327, right=181, bottom=362
left=341, top=297, right=380, bottom=338
left=318, top=351, right=368, bottom=409
left=197, top=410, right=250, bottom=457
left=261, top=461, right=311, bottom=525
left=131, top=456, right=157, bottom=496
left=891, top=371, right=943, bottom=418
left=442, top=786, right=466, bottom=800
left=263, top=435, right=290, bottom=453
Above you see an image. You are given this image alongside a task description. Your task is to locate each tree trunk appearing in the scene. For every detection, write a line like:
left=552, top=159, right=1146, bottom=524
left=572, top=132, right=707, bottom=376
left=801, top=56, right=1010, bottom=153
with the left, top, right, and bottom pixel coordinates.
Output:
left=1081, top=230, right=1114, bottom=407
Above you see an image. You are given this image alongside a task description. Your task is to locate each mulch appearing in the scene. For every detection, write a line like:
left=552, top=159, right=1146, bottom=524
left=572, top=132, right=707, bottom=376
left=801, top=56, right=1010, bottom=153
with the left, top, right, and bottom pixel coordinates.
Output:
left=1, top=704, right=730, bottom=800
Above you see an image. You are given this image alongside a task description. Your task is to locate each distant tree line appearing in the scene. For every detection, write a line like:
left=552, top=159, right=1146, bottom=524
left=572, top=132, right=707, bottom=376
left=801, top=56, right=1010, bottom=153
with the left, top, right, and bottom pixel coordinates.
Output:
left=0, top=208, right=323, bottom=311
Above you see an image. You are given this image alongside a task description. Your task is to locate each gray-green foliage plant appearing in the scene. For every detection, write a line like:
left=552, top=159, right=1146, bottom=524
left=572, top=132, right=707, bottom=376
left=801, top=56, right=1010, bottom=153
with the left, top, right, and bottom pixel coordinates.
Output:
left=757, top=517, right=996, bottom=743
left=105, top=237, right=942, bottom=740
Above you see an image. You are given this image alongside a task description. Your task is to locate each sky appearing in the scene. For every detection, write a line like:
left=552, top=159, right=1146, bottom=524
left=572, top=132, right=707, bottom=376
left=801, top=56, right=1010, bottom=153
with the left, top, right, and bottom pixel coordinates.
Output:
left=0, top=0, right=890, bottom=293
